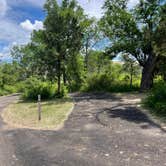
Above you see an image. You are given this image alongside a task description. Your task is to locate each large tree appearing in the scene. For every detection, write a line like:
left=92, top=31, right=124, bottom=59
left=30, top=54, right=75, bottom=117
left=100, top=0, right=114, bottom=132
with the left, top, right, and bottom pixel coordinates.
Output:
left=101, top=0, right=165, bottom=91
left=13, top=0, right=87, bottom=95
left=42, top=0, right=87, bottom=94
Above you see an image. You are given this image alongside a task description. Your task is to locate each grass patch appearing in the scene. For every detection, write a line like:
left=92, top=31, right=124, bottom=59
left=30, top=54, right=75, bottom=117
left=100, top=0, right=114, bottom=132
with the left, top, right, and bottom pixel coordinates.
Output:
left=2, top=98, right=74, bottom=130
left=143, top=81, right=166, bottom=121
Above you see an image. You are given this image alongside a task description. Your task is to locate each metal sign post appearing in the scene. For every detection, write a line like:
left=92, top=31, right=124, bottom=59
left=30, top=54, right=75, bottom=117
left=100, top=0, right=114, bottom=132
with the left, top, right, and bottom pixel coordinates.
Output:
left=38, top=94, right=41, bottom=121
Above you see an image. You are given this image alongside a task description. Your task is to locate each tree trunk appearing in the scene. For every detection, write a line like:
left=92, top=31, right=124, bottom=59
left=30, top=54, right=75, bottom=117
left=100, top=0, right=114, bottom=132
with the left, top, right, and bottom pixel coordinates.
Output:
left=57, top=59, right=61, bottom=95
left=140, top=55, right=157, bottom=91
left=130, top=73, right=133, bottom=88
left=130, top=64, right=133, bottom=88
left=164, top=73, right=166, bottom=82
left=63, top=68, right=67, bottom=85
left=84, top=40, right=89, bottom=71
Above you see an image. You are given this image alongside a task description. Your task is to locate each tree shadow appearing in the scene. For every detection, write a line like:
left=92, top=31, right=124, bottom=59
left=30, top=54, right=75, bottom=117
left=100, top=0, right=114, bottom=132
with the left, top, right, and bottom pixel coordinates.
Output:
left=97, top=105, right=166, bottom=133
left=71, top=92, right=122, bottom=102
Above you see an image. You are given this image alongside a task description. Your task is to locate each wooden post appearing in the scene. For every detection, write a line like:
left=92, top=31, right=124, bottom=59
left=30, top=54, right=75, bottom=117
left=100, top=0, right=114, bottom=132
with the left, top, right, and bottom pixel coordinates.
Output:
left=38, top=94, right=41, bottom=121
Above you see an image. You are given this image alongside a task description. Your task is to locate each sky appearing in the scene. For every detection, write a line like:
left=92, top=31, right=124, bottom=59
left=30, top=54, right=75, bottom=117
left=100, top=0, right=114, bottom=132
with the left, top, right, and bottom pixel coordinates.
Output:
left=0, top=0, right=139, bottom=61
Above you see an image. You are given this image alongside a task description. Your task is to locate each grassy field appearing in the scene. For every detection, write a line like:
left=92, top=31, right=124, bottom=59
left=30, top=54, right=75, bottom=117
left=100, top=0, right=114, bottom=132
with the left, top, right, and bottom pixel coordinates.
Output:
left=2, top=98, right=74, bottom=130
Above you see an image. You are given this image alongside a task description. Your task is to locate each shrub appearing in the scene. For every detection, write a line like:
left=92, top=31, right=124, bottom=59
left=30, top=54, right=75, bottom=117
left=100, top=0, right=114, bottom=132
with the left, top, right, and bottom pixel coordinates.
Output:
left=68, top=80, right=82, bottom=92
left=22, top=77, right=56, bottom=100
left=81, top=73, right=139, bottom=93
left=22, top=77, right=68, bottom=100
left=144, top=81, right=166, bottom=117
left=3, top=85, right=17, bottom=93
left=0, top=89, right=8, bottom=96
left=0, top=85, right=18, bottom=96
left=82, top=73, right=114, bottom=92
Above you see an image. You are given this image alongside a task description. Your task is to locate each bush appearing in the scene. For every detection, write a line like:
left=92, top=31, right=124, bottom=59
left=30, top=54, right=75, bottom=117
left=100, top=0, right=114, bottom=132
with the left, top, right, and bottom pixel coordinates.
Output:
left=68, top=80, right=82, bottom=92
left=0, top=85, right=18, bottom=96
left=0, top=89, right=8, bottom=96
left=144, top=81, right=166, bottom=117
left=82, top=73, right=114, bottom=92
left=22, top=77, right=68, bottom=100
left=81, top=73, right=139, bottom=93
left=3, top=85, right=17, bottom=93
left=22, top=77, right=56, bottom=100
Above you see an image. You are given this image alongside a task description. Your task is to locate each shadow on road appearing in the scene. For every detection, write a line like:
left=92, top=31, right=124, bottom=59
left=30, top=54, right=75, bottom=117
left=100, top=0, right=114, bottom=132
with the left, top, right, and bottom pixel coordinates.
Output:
left=96, top=105, right=166, bottom=133
left=71, top=92, right=122, bottom=102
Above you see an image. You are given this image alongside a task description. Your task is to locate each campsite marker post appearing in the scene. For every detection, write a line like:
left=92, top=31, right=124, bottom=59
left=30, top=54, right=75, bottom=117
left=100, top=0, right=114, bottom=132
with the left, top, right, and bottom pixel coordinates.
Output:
left=38, top=94, right=41, bottom=121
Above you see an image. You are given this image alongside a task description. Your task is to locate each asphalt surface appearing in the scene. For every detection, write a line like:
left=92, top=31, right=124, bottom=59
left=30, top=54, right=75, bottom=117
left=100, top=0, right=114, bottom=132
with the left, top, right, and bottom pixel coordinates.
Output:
left=0, top=93, right=166, bottom=166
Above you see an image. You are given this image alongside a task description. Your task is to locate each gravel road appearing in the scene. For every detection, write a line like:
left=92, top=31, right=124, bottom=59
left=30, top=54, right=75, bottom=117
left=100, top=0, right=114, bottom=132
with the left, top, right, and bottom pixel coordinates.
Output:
left=0, top=93, right=166, bottom=166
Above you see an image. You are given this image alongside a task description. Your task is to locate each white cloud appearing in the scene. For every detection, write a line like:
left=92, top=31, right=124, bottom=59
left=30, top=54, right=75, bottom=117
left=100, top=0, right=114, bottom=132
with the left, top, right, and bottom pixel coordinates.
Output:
left=20, top=19, right=43, bottom=31
left=0, top=18, right=31, bottom=59
left=0, top=0, right=7, bottom=17
left=0, top=19, right=30, bottom=43
left=128, top=0, right=139, bottom=8
left=77, top=0, right=139, bottom=19
left=78, top=0, right=104, bottom=18
left=0, top=53, right=3, bottom=57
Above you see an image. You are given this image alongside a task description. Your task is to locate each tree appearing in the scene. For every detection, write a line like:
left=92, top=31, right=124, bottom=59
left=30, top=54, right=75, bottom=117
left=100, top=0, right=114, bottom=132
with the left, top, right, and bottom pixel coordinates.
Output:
left=0, top=62, right=21, bottom=87
left=153, top=4, right=166, bottom=81
left=41, top=0, right=87, bottom=94
left=87, top=50, right=111, bottom=74
left=11, top=44, right=44, bottom=79
left=100, top=0, right=165, bottom=91
left=82, top=18, right=102, bottom=71
left=153, top=3, right=166, bottom=57
left=12, top=0, right=87, bottom=95
left=121, top=54, right=141, bottom=87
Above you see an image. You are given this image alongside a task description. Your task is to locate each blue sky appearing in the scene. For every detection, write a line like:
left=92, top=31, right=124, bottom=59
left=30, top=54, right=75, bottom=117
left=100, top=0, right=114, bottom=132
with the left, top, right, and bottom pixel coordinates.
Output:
left=0, top=0, right=139, bottom=61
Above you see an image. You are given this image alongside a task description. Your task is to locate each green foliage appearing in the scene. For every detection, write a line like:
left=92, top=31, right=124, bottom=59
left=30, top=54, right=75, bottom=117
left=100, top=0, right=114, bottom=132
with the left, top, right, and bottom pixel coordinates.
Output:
left=87, top=50, right=111, bottom=74
left=7, top=0, right=164, bottom=96
left=144, top=81, right=166, bottom=117
left=0, top=62, right=24, bottom=96
left=101, top=0, right=165, bottom=90
left=0, top=62, right=21, bottom=86
left=12, top=0, right=89, bottom=95
left=22, top=77, right=68, bottom=100
left=66, top=54, right=85, bottom=92
left=82, top=71, right=140, bottom=93
left=82, top=73, right=114, bottom=92
left=0, top=89, right=8, bottom=96
left=0, top=85, right=18, bottom=96
left=121, top=54, right=141, bottom=87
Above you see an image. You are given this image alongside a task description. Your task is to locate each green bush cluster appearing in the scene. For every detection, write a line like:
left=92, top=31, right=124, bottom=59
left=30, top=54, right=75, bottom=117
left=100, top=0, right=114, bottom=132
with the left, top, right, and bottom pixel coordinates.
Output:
left=82, top=73, right=139, bottom=93
left=0, top=85, right=17, bottom=96
left=82, top=73, right=114, bottom=92
left=22, top=77, right=67, bottom=100
left=144, top=81, right=166, bottom=117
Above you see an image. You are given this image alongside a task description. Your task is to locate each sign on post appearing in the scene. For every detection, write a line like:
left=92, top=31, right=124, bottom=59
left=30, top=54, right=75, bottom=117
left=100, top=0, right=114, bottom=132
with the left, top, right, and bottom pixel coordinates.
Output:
left=38, top=94, right=41, bottom=121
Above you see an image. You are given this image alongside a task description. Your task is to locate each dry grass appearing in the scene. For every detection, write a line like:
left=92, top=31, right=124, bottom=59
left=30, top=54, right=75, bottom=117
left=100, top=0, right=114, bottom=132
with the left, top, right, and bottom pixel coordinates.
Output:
left=2, top=98, right=74, bottom=130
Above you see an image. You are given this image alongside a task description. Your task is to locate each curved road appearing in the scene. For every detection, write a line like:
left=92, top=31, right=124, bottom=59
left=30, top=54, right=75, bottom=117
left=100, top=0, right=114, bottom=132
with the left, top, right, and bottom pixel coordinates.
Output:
left=0, top=93, right=166, bottom=166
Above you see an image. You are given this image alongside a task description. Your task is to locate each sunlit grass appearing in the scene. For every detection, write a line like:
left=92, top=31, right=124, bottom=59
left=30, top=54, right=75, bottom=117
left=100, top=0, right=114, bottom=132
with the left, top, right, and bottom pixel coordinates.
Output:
left=2, top=98, right=74, bottom=130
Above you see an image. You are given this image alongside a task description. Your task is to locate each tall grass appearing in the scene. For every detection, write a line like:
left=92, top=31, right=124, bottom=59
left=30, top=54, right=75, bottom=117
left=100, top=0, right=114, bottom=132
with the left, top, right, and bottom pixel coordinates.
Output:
left=144, top=81, right=166, bottom=118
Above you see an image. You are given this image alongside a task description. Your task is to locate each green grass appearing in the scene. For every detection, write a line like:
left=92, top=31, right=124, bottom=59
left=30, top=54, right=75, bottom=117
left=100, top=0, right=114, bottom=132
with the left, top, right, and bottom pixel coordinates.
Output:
left=143, top=81, right=166, bottom=120
left=2, top=98, right=74, bottom=130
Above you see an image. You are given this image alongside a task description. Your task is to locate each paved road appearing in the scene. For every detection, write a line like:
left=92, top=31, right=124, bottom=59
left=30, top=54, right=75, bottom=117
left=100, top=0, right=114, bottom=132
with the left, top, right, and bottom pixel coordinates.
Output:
left=0, top=93, right=166, bottom=166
